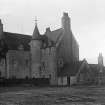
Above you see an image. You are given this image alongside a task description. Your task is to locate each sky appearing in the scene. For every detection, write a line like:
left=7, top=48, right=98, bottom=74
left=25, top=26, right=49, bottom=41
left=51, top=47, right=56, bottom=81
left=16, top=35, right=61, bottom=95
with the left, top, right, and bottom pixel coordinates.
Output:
left=0, top=0, right=105, bottom=64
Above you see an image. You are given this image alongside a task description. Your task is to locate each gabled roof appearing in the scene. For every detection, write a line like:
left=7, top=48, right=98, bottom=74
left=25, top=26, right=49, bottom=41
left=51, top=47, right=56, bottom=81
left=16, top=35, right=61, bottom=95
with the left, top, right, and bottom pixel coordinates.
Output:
left=58, top=61, right=83, bottom=76
left=3, top=32, right=32, bottom=51
left=46, top=28, right=63, bottom=42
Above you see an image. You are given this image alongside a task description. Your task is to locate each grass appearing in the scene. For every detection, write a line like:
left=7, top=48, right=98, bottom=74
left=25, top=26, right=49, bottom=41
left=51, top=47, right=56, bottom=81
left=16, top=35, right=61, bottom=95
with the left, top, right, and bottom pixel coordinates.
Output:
left=0, top=86, right=105, bottom=105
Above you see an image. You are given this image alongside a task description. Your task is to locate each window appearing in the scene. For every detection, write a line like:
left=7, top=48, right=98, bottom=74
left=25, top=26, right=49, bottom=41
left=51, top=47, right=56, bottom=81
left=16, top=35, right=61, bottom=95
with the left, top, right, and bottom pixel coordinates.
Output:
left=58, top=58, right=64, bottom=67
left=0, top=59, right=4, bottom=66
left=26, top=59, right=29, bottom=67
left=41, top=62, right=45, bottom=70
left=49, top=74, right=51, bottom=79
left=11, top=75, right=16, bottom=79
left=18, top=44, right=24, bottom=50
left=25, top=76, right=29, bottom=79
left=12, top=57, right=17, bottom=67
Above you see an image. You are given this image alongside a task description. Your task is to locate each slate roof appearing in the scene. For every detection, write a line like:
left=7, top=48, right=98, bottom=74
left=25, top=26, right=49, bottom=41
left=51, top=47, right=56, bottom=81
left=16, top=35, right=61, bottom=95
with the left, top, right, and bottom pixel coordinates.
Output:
left=32, top=24, right=41, bottom=40
left=3, top=32, right=32, bottom=51
left=2, top=31, right=56, bottom=51
left=46, top=28, right=63, bottom=43
left=58, top=61, right=83, bottom=76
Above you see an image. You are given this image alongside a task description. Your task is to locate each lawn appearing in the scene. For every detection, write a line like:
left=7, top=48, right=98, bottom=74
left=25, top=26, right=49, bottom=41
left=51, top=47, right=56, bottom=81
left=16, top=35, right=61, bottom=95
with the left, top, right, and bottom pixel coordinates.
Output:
left=0, top=86, right=105, bottom=105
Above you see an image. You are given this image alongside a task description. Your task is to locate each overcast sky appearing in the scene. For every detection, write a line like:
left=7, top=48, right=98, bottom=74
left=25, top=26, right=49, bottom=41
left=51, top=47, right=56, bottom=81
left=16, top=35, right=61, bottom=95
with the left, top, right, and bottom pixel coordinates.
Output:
left=0, top=0, right=105, bottom=64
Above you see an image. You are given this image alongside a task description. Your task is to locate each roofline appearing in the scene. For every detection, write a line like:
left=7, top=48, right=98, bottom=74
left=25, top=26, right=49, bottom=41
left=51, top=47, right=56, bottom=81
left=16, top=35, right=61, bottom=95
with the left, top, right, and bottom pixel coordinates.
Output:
left=4, top=31, right=31, bottom=37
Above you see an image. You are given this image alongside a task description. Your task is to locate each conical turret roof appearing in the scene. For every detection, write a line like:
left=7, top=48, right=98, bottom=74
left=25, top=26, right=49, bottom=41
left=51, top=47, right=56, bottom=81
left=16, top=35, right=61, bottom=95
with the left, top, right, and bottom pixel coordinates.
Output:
left=32, top=24, right=40, bottom=40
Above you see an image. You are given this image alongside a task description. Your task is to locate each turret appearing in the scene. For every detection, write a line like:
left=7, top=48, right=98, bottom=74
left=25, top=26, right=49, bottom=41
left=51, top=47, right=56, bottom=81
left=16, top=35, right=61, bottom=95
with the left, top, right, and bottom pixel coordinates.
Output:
left=32, top=23, right=40, bottom=40
left=30, top=22, right=42, bottom=78
left=61, top=12, right=71, bottom=32
left=31, top=23, right=42, bottom=48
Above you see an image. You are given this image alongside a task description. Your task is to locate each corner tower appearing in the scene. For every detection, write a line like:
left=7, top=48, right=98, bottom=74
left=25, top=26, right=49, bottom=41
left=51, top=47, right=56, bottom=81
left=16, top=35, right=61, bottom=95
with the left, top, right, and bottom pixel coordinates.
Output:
left=30, top=22, right=42, bottom=78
